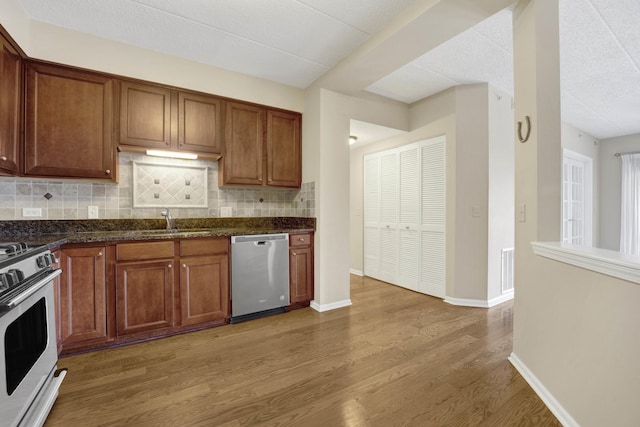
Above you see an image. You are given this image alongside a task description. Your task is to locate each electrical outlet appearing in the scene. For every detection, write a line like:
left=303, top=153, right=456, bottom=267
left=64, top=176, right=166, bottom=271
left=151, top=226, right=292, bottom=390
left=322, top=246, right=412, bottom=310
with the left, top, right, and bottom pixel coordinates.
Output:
left=22, top=207, right=42, bottom=217
left=220, top=207, right=232, bottom=217
left=88, top=206, right=99, bottom=219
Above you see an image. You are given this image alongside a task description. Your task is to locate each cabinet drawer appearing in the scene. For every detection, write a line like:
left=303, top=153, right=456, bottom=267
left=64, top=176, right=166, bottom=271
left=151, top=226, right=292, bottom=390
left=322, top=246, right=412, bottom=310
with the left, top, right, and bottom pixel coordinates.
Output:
left=289, top=233, right=312, bottom=247
left=180, top=238, right=228, bottom=256
left=117, top=241, right=174, bottom=261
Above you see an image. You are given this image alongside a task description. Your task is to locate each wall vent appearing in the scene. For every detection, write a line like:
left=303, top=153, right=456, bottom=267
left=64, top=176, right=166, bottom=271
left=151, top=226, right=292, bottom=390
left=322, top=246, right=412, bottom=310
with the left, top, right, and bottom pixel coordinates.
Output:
left=501, top=248, right=514, bottom=293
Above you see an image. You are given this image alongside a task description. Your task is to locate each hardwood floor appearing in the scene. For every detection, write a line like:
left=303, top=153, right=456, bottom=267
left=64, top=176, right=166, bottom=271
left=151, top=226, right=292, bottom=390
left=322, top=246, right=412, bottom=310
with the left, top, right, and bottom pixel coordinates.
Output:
left=45, top=275, right=561, bottom=427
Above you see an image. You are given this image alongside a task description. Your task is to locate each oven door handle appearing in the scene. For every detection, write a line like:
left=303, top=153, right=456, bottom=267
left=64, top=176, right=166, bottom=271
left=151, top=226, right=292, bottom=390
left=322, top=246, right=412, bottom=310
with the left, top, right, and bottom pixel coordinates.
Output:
left=1, top=269, right=62, bottom=309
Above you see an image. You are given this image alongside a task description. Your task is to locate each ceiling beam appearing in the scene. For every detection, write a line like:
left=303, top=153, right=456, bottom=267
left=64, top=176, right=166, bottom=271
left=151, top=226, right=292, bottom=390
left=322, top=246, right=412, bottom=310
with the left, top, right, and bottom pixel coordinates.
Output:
left=310, top=0, right=516, bottom=95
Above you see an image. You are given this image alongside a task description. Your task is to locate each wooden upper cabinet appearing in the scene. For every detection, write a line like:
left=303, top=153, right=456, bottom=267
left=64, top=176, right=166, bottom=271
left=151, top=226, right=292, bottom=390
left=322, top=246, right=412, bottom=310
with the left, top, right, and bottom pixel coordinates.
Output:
left=119, top=81, right=223, bottom=156
left=267, top=109, right=301, bottom=188
left=119, top=81, right=172, bottom=149
left=220, top=102, right=302, bottom=188
left=0, top=34, right=21, bottom=176
left=220, top=101, right=265, bottom=186
left=24, top=62, right=116, bottom=180
left=179, top=92, right=223, bottom=154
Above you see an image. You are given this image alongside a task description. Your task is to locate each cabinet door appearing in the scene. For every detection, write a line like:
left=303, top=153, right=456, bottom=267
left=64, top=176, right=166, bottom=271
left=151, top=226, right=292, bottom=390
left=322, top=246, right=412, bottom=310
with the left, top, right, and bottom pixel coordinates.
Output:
left=180, top=254, right=229, bottom=326
left=289, top=246, right=313, bottom=304
left=116, top=260, right=174, bottom=335
left=0, top=34, right=21, bottom=176
left=220, top=102, right=264, bottom=186
left=120, top=81, right=172, bottom=149
left=178, top=92, right=223, bottom=154
left=266, top=109, right=301, bottom=188
left=58, top=246, right=107, bottom=348
left=24, top=62, right=115, bottom=179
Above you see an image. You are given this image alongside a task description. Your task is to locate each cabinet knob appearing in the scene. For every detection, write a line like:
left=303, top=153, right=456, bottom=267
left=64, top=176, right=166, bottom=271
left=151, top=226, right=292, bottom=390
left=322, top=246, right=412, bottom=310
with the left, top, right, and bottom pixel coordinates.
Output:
left=168, top=264, right=173, bottom=269
left=0, top=156, right=6, bottom=161
left=105, top=169, right=111, bottom=175
left=97, top=252, right=103, bottom=257
left=183, top=264, right=187, bottom=268
left=292, top=252, right=297, bottom=256
left=299, top=238, right=305, bottom=242
left=405, top=226, right=410, bottom=230
left=386, top=225, right=390, bottom=228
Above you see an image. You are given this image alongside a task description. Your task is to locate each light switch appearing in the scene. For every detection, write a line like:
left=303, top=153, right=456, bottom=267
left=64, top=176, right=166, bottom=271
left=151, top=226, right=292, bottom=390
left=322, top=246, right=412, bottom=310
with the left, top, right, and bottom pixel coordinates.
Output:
left=518, top=203, right=526, bottom=222
left=472, top=205, right=481, bottom=218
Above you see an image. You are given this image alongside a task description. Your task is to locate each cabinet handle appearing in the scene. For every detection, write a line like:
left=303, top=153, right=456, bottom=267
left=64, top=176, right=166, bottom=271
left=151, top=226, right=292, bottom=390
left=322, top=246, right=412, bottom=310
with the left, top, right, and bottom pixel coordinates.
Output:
left=0, top=156, right=6, bottom=161
left=105, top=169, right=111, bottom=175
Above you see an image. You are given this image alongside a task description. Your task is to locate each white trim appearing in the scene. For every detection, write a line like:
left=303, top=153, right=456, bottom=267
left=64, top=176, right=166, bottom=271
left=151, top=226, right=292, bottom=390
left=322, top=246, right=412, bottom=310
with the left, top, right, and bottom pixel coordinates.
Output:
left=508, top=352, right=579, bottom=427
left=531, top=241, right=640, bottom=285
left=349, top=269, right=364, bottom=276
left=310, top=299, right=352, bottom=312
left=489, top=290, right=514, bottom=306
left=444, top=297, right=489, bottom=308
left=443, top=291, right=514, bottom=308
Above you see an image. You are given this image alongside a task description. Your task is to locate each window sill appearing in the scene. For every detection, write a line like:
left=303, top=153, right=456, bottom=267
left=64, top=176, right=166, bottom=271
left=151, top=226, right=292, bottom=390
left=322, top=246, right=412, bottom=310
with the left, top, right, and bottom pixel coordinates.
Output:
left=531, top=242, right=640, bottom=285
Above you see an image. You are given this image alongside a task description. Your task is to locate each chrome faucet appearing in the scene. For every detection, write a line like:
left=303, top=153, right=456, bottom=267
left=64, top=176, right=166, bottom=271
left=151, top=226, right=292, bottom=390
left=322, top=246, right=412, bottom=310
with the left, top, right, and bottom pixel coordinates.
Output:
left=160, top=208, right=175, bottom=232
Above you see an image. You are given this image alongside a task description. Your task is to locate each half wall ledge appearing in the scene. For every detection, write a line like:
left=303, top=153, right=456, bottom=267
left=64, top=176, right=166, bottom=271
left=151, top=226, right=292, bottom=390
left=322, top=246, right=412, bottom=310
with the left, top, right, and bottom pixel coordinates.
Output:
left=531, top=242, right=640, bottom=285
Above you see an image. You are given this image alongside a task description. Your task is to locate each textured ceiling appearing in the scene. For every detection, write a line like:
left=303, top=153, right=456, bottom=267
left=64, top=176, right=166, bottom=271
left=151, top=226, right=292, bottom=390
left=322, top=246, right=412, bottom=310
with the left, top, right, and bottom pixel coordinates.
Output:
left=368, top=0, right=640, bottom=140
left=17, top=0, right=413, bottom=88
left=16, top=0, right=639, bottom=140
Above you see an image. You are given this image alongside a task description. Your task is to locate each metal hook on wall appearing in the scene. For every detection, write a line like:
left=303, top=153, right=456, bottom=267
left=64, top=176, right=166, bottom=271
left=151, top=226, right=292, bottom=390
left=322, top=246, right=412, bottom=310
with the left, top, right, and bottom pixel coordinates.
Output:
left=517, top=116, right=531, bottom=143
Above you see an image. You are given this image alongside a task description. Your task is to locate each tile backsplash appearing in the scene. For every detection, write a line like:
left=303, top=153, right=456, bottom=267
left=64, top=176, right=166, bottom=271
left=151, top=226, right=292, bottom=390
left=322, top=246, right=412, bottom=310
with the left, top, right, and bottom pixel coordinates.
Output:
left=0, top=153, right=315, bottom=220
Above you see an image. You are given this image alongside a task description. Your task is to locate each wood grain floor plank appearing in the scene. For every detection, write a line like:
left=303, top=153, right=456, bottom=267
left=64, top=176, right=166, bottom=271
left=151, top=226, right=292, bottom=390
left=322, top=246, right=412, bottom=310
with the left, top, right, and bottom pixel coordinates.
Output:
left=45, top=276, right=559, bottom=427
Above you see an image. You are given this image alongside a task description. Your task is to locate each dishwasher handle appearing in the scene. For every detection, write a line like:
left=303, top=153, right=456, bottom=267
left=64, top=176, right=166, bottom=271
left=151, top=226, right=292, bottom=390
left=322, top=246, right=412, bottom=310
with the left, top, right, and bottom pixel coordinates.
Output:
left=231, top=233, right=289, bottom=244
left=255, top=240, right=270, bottom=246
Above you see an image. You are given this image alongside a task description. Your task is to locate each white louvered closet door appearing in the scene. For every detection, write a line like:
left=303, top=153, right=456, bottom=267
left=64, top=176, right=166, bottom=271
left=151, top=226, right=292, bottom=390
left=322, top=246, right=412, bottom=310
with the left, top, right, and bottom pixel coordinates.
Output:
left=398, top=143, right=420, bottom=291
left=378, top=151, right=399, bottom=284
left=363, top=154, right=380, bottom=278
left=420, top=137, right=446, bottom=297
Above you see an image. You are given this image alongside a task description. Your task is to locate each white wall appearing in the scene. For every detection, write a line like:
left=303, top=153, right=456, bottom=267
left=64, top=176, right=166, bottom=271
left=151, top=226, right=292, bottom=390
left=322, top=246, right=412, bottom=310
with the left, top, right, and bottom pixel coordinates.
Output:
left=561, top=122, right=600, bottom=247
left=306, top=87, right=408, bottom=309
left=350, top=83, right=514, bottom=305
left=487, top=86, right=515, bottom=302
left=512, top=1, right=640, bottom=425
left=598, top=133, right=640, bottom=251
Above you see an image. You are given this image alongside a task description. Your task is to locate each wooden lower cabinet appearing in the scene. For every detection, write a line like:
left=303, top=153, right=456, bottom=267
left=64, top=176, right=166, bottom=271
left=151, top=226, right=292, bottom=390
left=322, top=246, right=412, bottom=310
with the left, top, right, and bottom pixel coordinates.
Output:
left=289, top=233, right=314, bottom=307
left=57, top=245, right=109, bottom=352
left=116, top=259, right=174, bottom=335
left=179, top=237, right=229, bottom=326
left=180, top=254, right=229, bottom=326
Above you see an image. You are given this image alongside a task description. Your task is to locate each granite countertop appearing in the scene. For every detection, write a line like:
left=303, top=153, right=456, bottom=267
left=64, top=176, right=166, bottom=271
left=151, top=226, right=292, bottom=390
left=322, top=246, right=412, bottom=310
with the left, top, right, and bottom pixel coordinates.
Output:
left=0, top=217, right=315, bottom=248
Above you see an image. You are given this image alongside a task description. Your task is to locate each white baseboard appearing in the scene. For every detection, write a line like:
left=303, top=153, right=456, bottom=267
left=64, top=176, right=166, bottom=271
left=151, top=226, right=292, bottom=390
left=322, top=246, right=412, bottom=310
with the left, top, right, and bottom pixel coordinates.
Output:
left=444, top=297, right=490, bottom=308
left=444, top=291, right=514, bottom=308
left=349, top=269, right=364, bottom=276
left=508, top=352, right=578, bottom=427
left=488, top=290, right=514, bottom=307
left=310, top=299, right=352, bottom=312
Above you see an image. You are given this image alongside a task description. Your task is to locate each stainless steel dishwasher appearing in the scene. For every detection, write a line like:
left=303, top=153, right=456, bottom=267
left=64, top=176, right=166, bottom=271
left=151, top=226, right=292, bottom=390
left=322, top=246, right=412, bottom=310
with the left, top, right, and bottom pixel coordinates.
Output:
left=230, top=233, right=290, bottom=323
